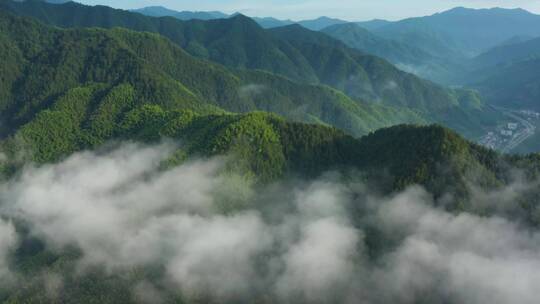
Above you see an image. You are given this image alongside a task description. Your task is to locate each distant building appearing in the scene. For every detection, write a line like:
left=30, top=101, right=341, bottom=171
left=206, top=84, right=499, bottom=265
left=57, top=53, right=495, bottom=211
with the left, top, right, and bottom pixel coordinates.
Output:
left=501, top=130, right=513, bottom=136
left=508, top=123, right=518, bottom=130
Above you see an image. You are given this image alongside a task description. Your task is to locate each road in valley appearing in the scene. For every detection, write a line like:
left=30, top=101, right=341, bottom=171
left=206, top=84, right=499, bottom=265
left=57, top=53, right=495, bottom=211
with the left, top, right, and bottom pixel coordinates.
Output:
left=490, top=105, right=536, bottom=153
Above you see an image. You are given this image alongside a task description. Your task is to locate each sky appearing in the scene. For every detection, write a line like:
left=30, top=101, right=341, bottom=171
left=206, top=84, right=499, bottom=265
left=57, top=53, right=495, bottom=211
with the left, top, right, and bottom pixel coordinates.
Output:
left=71, top=0, right=540, bottom=21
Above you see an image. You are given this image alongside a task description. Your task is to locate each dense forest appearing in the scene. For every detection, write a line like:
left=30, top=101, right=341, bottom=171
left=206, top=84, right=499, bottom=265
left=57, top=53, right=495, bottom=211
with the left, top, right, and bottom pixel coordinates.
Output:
left=0, top=0, right=503, bottom=138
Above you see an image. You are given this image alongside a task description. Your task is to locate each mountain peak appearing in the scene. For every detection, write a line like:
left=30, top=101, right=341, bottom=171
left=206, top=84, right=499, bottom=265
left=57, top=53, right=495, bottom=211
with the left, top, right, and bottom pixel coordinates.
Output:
left=314, top=16, right=341, bottom=21
left=222, top=13, right=266, bottom=30
left=131, top=5, right=178, bottom=16
left=138, top=5, right=168, bottom=10
left=296, top=16, right=348, bottom=30
left=230, top=12, right=249, bottom=19
left=441, top=6, right=534, bottom=16
left=228, top=13, right=258, bottom=24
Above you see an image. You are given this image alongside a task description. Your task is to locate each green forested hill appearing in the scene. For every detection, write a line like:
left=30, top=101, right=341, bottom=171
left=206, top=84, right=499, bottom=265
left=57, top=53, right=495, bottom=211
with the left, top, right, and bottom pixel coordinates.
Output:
left=7, top=98, right=540, bottom=303
left=321, top=23, right=434, bottom=68
left=0, top=0, right=320, bottom=83
left=1, top=87, right=529, bottom=209
left=0, top=0, right=502, bottom=138
left=269, top=25, right=502, bottom=136
left=270, top=24, right=459, bottom=111
left=1, top=0, right=467, bottom=111
left=0, top=10, right=521, bottom=197
left=0, top=10, right=426, bottom=138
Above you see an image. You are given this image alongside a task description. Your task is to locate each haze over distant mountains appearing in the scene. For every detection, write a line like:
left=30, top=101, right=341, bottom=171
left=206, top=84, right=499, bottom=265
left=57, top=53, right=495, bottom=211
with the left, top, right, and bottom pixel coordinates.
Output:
left=128, top=4, right=540, bottom=82
left=42, top=2, right=540, bottom=62
left=131, top=6, right=229, bottom=20
left=131, top=5, right=348, bottom=30
left=130, top=4, right=540, bottom=54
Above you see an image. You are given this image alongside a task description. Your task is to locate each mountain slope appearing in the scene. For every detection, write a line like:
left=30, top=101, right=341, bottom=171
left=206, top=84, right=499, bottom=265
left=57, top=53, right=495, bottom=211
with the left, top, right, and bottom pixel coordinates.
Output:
left=0, top=0, right=322, bottom=83
left=269, top=25, right=469, bottom=110
left=472, top=36, right=540, bottom=69
left=0, top=1, right=448, bottom=101
left=2, top=90, right=534, bottom=213
left=0, top=10, right=426, bottom=139
left=4, top=105, right=540, bottom=303
left=3, top=8, right=506, bottom=194
left=321, top=23, right=460, bottom=83
left=465, top=36, right=540, bottom=109
left=269, top=24, right=502, bottom=137
left=0, top=0, right=502, bottom=138
left=470, top=57, right=540, bottom=110
left=251, top=16, right=294, bottom=28
left=321, top=23, right=433, bottom=66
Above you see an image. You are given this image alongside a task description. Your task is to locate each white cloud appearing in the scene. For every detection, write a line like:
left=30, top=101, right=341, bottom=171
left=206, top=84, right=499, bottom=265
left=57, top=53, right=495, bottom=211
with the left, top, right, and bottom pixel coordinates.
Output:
left=0, top=143, right=539, bottom=303
left=0, top=219, right=16, bottom=283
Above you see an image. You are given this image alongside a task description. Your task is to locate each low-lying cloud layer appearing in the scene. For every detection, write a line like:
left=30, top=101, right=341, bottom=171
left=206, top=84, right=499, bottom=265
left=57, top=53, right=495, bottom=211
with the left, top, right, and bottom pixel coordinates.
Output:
left=0, top=143, right=538, bottom=303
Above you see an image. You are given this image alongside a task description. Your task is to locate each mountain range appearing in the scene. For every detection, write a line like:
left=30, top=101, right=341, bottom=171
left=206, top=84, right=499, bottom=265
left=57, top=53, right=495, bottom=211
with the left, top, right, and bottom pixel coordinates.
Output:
left=0, top=0, right=501, bottom=138
left=0, top=2, right=534, bottom=211
left=320, top=23, right=461, bottom=84
left=0, top=4, right=519, bottom=194
left=130, top=4, right=540, bottom=90
left=131, top=5, right=540, bottom=59
left=131, top=6, right=229, bottom=20
left=368, top=7, right=540, bottom=58
left=450, top=35, right=540, bottom=111
left=2, top=9, right=433, bottom=142
left=326, top=7, right=540, bottom=87
left=130, top=5, right=348, bottom=30
left=1, top=1, right=540, bottom=303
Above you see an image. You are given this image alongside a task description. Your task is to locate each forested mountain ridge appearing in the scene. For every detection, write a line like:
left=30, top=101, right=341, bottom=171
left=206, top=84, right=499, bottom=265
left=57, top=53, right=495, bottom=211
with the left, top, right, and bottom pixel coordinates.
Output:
left=0, top=0, right=501, bottom=138
left=0, top=10, right=428, bottom=140
left=4, top=92, right=540, bottom=303
left=0, top=9, right=520, bottom=197
left=321, top=23, right=463, bottom=84
left=269, top=24, right=471, bottom=111
left=321, top=23, right=435, bottom=69
left=268, top=24, right=502, bottom=136
left=0, top=11, right=527, bottom=206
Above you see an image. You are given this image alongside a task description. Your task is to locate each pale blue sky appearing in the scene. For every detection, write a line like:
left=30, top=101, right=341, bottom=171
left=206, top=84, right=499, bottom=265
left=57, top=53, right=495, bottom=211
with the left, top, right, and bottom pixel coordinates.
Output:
left=74, top=0, right=540, bottom=20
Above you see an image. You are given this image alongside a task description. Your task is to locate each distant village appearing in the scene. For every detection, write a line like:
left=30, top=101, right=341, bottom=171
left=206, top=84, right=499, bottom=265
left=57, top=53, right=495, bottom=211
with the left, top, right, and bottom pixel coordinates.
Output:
left=479, top=109, right=540, bottom=150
